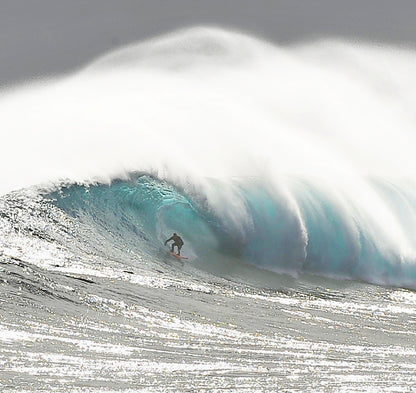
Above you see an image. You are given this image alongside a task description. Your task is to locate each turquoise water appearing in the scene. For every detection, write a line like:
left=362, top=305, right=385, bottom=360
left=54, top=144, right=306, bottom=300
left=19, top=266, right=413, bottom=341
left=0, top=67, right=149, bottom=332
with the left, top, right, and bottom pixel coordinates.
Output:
left=49, top=175, right=416, bottom=289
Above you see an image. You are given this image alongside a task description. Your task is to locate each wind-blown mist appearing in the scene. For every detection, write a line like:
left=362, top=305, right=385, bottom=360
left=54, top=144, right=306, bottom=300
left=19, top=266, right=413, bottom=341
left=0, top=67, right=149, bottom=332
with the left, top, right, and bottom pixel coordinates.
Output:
left=2, top=27, right=416, bottom=287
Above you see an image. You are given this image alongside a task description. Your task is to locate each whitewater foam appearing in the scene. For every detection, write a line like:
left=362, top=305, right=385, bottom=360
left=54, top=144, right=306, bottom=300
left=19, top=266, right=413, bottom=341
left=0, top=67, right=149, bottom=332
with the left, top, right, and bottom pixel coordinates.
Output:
left=2, top=27, right=416, bottom=191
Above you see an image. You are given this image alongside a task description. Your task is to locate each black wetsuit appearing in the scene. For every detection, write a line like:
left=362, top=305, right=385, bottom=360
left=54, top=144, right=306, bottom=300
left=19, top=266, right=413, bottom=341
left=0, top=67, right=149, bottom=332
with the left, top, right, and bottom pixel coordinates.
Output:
left=165, top=234, right=184, bottom=255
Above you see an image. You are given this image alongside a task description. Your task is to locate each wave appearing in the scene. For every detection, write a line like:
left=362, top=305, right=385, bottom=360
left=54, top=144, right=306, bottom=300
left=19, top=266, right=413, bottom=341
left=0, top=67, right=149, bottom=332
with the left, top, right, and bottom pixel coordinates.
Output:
left=46, top=174, right=416, bottom=288
left=1, top=27, right=416, bottom=288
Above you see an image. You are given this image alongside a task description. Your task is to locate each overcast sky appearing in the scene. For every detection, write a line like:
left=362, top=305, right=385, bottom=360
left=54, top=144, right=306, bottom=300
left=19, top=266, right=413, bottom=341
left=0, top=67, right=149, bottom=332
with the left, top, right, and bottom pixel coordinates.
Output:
left=1, top=0, right=415, bottom=88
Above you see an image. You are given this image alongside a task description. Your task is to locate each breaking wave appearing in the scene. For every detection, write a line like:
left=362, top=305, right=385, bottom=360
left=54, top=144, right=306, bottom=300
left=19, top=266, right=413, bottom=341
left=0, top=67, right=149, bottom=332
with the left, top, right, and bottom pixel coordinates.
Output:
left=2, top=27, right=416, bottom=288
left=48, top=173, right=416, bottom=288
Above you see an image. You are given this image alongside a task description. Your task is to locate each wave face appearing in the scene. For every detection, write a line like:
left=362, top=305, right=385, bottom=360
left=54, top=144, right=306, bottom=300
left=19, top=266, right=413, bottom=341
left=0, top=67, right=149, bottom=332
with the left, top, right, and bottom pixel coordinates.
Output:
left=1, top=27, right=416, bottom=288
left=48, top=174, right=416, bottom=289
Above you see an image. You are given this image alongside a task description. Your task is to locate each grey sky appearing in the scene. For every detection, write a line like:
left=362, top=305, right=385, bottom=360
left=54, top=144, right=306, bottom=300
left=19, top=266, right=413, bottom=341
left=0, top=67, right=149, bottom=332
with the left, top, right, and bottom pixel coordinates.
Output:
left=1, top=0, right=415, bottom=88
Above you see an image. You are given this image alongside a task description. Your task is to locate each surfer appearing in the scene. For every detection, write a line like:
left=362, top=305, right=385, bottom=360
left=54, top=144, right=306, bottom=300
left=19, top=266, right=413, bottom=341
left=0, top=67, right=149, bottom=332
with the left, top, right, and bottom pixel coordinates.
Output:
left=164, top=233, right=184, bottom=255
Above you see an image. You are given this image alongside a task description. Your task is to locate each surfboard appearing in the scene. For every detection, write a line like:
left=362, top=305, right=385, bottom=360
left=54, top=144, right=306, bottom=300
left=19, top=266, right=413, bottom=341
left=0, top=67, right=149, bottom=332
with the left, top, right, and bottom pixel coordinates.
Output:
left=169, top=251, right=188, bottom=260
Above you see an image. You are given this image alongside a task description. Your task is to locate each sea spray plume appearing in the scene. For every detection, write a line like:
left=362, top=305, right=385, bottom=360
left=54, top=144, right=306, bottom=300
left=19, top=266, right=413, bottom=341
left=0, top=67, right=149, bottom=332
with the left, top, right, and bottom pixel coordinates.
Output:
left=1, top=27, right=416, bottom=286
left=86, top=26, right=265, bottom=71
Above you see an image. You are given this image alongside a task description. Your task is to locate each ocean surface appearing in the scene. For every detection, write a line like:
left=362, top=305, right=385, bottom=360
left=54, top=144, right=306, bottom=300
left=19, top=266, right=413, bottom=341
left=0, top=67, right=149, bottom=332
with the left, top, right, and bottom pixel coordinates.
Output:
left=1, top=27, right=416, bottom=392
